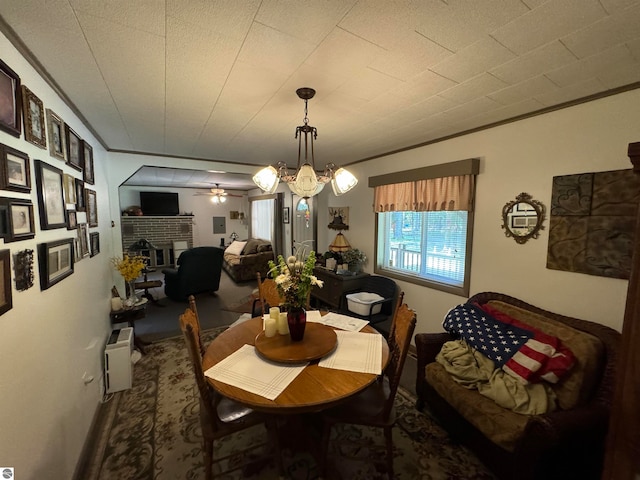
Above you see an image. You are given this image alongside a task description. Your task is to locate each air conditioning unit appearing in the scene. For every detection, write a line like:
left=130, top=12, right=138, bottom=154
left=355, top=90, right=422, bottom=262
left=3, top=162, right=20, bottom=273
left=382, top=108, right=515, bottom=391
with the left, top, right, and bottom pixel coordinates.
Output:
left=104, top=327, right=133, bottom=393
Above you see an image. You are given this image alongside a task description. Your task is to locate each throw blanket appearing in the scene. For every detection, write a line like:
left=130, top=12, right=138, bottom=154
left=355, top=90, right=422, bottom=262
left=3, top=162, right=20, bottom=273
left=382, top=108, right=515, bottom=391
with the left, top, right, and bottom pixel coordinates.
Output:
left=443, top=304, right=574, bottom=385
left=436, top=339, right=555, bottom=414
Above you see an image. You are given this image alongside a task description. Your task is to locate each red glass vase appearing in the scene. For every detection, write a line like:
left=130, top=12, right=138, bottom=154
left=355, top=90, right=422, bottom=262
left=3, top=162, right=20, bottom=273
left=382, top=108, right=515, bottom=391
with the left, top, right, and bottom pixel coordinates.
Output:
left=287, top=306, right=307, bottom=342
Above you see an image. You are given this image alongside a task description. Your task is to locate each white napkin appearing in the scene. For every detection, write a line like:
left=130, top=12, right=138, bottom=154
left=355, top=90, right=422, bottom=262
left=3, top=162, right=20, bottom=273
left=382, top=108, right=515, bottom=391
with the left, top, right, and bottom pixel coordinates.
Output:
left=314, top=312, right=369, bottom=331
left=204, top=344, right=308, bottom=400
left=318, top=331, right=382, bottom=375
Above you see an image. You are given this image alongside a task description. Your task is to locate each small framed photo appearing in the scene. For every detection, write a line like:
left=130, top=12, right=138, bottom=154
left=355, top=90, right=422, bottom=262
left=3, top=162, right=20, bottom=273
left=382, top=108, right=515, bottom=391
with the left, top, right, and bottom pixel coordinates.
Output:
left=89, top=232, right=100, bottom=257
left=81, top=140, right=94, bottom=185
left=63, top=173, right=77, bottom=204
left=77, top=223, right=89, bottom=259
left=0, top=143, right=31, bottom=192
left=0, top=249, right=12, bottom=316
left=85, top=188, right=98, bottom=227
left=67, top=210, right=77, bottom=230
left=65, top=124, right=82, bottom=171
left=46, top=109, right=67, bottom=161
left=0, top=198, right=35, bottom=242
left=35, top=160, right=67, bottom=230
left=38, top=238, right=74, bottom=290
left=283, top=207, right=290, bottom=224
left=0, top=59, right=22, bottom=137
left=75, top=178, right=85, bottom=212
left=21, top=85, right=46, bottom=149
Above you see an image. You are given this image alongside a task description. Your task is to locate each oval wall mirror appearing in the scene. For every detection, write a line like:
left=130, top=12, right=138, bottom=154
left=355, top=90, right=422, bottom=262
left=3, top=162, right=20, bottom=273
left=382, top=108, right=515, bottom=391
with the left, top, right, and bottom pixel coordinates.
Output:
left=501, top=192, right=546, bottom=244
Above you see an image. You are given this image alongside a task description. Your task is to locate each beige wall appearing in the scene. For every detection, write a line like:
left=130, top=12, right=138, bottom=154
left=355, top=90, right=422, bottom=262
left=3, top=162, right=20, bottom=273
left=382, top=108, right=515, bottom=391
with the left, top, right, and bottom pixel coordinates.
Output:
left=0, top=33, right=113, bottom=478
left=322, top=89, right=638, bottom=334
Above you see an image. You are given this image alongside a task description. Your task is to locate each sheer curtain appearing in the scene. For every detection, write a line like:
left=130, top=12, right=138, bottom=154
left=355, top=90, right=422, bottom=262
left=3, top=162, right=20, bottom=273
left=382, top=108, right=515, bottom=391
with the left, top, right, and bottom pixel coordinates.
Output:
left=250, top=197, right=275, bottom=243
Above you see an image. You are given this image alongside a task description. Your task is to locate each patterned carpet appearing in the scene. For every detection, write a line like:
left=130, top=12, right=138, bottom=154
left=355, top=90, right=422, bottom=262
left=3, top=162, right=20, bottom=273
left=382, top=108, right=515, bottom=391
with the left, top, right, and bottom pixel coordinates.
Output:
left=80, top=327, right=496, bottom=479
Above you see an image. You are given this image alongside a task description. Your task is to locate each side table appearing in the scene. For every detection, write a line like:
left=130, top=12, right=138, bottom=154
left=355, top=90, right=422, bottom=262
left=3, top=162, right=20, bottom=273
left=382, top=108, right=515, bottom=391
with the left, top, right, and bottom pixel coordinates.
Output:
left=311, top=267, right=370, bottom=310
left=110, top=301, right=149, bottom=353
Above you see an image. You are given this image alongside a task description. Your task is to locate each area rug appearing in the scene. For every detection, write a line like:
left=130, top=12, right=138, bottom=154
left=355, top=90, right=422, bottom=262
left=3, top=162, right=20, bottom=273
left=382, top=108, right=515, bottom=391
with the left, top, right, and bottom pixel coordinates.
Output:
left=221, top=294, right=258, bottom=314
left=81, top=328, right=495, bottom=480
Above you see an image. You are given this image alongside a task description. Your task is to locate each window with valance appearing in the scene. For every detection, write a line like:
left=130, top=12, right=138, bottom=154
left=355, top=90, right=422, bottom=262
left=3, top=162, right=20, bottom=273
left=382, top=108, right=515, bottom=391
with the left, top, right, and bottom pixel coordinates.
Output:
left=369, top=158, right=479, bottom=296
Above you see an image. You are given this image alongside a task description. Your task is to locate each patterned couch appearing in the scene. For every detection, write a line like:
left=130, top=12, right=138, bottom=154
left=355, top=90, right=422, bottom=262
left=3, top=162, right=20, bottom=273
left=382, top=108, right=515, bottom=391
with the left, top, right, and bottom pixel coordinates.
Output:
left=415, top=291, right=620, bottom=480
left=222, top=238, right=274, bottom=283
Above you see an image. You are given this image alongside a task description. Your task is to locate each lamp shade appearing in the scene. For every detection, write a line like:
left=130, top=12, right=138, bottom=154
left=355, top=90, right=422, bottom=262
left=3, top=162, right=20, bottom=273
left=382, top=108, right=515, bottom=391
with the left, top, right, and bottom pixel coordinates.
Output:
left=329, top=232, right=351, bottom=252
left=252, top=165, right=279, bottom=194
left=331, top=167, right=358, bottom=195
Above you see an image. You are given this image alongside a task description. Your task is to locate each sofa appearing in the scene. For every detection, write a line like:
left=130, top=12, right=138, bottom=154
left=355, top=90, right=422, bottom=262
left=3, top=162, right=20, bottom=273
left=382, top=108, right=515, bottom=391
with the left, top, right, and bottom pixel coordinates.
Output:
left=221, top=238, right=275, bottom=283
left=161, top=246, right=223, bottom=301
left=415, top=292, right=620, bottom=480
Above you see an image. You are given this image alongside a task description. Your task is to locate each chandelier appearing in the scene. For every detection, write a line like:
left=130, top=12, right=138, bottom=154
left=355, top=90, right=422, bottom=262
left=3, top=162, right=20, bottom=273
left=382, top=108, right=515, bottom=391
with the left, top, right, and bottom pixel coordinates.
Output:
left=252, top=87, right=358, bottom=198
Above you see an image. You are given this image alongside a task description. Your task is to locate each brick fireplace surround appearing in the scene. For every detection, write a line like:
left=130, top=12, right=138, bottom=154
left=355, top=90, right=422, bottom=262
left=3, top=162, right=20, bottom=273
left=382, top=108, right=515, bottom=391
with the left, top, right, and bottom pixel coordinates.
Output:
left=121, top=216, right=193, bottom=267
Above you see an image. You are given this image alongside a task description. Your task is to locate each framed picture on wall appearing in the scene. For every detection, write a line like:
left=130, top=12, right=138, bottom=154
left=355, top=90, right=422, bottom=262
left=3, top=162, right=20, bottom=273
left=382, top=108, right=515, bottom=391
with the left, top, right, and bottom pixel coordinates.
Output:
left=75, top=178, right=85, bottom=212
left=34, top=160, right=67, bottom=230
left=85, top=188, right=98, bottom=227
left=0, top=249, right=13, bottom=316
left=77, top=223, right=89, bottom=259
left=67, top=210, right=77, bottom=230
left=0, top=144, right=31, bottom=192
left=21, top=85, right=46, bottom=149
left=0, top=198, right=36, bottom=242
left=38, top=238, right=74, bottom=290
left=89, top=232, right=100, bottom=257
left=81, top=140, right=94, bottom=185
left=63, top=173, right=76, bottom=204
left=65, top=124, right=82, bottom=171
left=46, top=109, right=67, bottom=161
left=283, top=207, right=290, bottom=224
left=0, top=59, right=22, bottom=137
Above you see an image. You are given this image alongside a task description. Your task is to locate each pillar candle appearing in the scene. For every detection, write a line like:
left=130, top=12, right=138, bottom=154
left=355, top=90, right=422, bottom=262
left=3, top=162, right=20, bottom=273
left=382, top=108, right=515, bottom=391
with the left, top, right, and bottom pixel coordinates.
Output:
left=269, top=306, right=280, bottom=320
left=264, top=318, right=277, bottom=337
left=277, top=312, right=289, bottom=335
left=111, top=297, right=123, bottom=311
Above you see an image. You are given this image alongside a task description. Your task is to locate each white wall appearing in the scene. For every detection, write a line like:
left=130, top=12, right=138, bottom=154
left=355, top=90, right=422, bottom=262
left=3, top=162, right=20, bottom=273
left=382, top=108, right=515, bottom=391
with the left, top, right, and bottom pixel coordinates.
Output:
left=0, top=33, right=113, bottom=478
left=118, top=185, right=249, bottom=247
left=322, top=89, right=639, bottom=334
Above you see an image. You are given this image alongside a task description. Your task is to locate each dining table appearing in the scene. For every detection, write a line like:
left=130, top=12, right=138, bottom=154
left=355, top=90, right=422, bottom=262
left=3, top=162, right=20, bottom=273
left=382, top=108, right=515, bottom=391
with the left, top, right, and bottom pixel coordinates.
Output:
left=202, top=315, right=390, bottom=414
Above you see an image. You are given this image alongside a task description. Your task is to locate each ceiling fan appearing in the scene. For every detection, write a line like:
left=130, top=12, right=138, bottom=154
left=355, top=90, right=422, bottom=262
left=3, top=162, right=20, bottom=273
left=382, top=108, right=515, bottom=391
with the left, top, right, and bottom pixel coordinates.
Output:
left=193, top=184, right=243, bottom=204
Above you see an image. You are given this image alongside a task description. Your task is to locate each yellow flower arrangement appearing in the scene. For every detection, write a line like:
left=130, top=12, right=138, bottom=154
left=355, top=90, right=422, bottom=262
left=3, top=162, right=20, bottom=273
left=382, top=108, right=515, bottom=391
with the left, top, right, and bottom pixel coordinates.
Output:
left=112, top=254, right=147, bottom=282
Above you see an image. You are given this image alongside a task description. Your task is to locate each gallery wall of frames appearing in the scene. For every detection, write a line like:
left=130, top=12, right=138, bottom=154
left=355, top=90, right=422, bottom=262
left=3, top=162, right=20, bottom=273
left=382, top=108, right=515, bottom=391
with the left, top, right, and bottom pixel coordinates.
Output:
left=0, top=58, right=100, bottom=316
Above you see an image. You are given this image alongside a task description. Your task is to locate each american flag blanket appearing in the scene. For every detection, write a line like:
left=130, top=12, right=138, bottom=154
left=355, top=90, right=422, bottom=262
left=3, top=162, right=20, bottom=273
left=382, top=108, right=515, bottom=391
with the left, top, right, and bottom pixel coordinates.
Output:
left=443, top=303, right=575, bottom=384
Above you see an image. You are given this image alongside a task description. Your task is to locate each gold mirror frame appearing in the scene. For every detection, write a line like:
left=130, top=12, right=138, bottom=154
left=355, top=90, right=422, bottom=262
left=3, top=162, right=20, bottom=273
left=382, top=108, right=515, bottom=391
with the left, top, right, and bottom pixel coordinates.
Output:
left=501, top=192, right=546, bottom=244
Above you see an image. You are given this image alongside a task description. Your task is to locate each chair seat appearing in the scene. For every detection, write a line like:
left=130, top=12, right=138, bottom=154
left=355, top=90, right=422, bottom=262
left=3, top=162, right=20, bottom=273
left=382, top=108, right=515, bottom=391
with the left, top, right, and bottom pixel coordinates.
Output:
left=324, top=378, right=395, bottom=427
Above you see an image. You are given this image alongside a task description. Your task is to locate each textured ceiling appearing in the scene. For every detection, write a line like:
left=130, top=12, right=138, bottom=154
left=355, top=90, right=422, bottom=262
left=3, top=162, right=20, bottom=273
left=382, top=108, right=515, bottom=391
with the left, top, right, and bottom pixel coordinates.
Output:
left=2, top=0, right=640, bottom=186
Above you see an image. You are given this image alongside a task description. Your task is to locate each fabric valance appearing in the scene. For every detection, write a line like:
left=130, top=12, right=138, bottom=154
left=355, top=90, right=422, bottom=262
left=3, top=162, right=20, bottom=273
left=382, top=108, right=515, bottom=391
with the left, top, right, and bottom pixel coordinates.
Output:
left=373, top=174, right=475, bottom=212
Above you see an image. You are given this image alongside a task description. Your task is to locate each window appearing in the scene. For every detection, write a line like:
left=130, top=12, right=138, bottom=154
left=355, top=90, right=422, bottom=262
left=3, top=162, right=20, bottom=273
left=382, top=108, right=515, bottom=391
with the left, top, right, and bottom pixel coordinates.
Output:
left=376, top=210, right=470, bottom=295
left=370, top=158, right=479, bottom=297
left=250, top=197, right=275, bottom=242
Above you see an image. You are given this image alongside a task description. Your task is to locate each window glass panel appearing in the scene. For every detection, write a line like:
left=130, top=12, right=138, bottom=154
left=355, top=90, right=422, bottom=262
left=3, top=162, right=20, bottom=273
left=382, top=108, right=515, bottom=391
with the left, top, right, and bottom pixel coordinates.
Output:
left=377, top=210, right=468, bottom=289
left=251, top=198, right=274, bottom=242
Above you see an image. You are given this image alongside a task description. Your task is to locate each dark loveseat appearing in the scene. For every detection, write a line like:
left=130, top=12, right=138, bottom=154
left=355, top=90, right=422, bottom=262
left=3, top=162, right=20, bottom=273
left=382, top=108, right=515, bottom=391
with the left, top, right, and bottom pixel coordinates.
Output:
left=162, top=246, right=223, bottom=301
left=415, top=292, right=620, bottom=480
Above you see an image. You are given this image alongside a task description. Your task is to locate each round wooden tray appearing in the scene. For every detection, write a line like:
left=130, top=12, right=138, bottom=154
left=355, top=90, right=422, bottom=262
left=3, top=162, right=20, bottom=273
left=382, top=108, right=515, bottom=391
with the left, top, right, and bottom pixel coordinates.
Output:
left=254, top=323, right=337, bottom=364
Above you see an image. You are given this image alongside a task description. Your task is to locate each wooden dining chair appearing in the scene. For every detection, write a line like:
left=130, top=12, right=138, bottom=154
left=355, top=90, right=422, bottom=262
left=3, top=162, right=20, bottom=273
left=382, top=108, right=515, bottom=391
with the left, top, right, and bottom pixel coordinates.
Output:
left=320, top=299, right=416, bottom=479
left=179, top=308, right=283, bottom=478
left=252, top=272, right=284, bottom=316
left=187, top=295, right=206, bottom=357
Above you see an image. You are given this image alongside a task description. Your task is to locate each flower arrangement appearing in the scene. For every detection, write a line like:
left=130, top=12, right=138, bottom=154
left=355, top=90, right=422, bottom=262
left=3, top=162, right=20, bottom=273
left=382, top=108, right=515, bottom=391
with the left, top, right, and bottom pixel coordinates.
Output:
left=341, top=248, right=367, bottom=266
left=111, top=254, right=147, bottom=282
left=268, top=249, right=323, bottom=309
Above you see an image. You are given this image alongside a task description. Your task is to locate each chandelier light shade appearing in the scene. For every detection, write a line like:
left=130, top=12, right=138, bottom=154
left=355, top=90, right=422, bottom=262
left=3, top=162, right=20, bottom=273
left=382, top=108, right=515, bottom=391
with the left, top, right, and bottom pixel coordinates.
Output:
left=252, top=87, right=357, bottom=198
